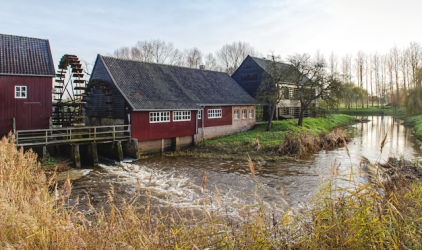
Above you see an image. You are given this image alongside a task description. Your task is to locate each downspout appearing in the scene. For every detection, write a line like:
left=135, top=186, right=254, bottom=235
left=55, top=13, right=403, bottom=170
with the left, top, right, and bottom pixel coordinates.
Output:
left=195, top=109, right=199, bottom=144
left=201, top=106, right=205, bottom=141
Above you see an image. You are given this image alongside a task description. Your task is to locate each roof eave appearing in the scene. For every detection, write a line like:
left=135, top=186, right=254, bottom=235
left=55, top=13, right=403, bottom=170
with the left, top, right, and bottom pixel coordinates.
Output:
left=0, top=73, right=55, bottom=77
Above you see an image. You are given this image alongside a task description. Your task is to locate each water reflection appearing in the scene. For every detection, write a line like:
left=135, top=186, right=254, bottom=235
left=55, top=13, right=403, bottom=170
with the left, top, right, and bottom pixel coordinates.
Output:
left=69, top=116, right=421, bottom=214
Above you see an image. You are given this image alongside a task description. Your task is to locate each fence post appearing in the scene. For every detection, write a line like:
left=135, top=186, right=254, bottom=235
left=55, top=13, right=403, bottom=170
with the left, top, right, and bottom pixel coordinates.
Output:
left=94, top=127, right=96, bottom=140
left=113, top=126, right=115, bottom=140
left=45, top=130, right=48, bottom=144
left=70, top=128, right=72, bottom=140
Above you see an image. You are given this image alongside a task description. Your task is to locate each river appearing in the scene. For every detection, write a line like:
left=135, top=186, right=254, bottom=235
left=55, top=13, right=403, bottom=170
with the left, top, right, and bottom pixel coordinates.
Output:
left=68, top=116, right=421, bottom=218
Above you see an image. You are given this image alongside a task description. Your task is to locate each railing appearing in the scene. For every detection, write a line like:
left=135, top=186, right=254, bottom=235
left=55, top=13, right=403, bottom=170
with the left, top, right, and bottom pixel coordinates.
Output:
left=15, top=125, right=131, bottom=146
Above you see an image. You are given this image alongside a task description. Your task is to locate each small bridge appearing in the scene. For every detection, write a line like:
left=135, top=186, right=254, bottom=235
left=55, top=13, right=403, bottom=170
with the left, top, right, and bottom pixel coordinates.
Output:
left=15, top=125, right=131, bottom=146
left=15, top=125, right=138, bottom=168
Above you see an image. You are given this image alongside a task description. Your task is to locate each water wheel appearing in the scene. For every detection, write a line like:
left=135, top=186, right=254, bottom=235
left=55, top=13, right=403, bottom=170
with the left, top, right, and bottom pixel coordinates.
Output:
left=52, top=55, right=87, bottom=127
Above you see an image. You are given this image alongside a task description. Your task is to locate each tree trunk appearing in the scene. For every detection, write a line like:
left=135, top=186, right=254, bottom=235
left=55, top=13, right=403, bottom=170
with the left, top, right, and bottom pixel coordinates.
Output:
left=297, top=106, right=305, bottom=127
left=266, top=105, right=277, bottom=131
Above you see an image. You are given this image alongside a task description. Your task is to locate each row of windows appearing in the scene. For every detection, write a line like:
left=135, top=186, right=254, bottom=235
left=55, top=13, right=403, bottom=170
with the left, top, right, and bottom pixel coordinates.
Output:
left=149, top=109, right=223, bottom=123
left=234, top=109, right=254, bottom=119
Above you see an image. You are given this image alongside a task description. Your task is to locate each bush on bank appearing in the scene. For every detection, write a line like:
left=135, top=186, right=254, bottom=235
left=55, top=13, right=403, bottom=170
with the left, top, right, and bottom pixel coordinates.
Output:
left=404, top=114, right=422, bottom=141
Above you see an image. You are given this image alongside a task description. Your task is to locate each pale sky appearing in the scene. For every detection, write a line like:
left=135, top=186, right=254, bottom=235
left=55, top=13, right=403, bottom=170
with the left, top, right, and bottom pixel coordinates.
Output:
left=1, top=0, right=421, bottom=67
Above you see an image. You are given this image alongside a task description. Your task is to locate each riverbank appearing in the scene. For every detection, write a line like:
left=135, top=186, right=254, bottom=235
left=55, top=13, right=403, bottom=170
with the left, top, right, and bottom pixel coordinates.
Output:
left=336, top=105, right=405, bottom=116
left=168, top=114, right=357, bottom=160
left=2, top=136, right=422, bottom=249
left=404, top=114, right=422, bottom=141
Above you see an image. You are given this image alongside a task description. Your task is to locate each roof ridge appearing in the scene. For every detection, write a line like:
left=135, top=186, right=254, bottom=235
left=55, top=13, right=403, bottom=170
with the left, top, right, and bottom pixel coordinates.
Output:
left=0, top=33, right=49, bottom=41
left=100, top=55, right=228, bottom=74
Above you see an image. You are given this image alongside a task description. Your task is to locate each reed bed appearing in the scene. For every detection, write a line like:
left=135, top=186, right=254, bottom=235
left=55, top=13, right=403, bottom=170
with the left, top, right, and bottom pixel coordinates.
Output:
left=1, top=135, right=422, bottom=249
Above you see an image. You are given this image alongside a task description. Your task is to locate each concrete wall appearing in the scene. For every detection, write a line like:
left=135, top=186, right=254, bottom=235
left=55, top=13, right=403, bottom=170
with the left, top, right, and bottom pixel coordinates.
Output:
left=138, top=135, right=194, bottom=154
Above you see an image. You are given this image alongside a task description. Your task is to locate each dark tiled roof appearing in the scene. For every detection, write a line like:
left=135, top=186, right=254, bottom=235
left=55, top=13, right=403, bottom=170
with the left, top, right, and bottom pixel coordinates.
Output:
left=100, top=55, right=255, bottom=110
left=249, top=56, right=308, bottom=85
left=0, top=34, right=55, bottom=76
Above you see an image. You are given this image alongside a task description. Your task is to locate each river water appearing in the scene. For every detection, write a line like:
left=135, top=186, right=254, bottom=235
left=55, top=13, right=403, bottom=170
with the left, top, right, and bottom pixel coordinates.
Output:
left=68, top=116, right=421, bottom=218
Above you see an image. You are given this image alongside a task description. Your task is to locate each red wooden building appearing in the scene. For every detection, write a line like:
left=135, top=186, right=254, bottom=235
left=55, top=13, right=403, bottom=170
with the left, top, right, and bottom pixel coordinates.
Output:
left=0, top=34, right=55, bottom=137
left=86, top=55, right=256, bottom=153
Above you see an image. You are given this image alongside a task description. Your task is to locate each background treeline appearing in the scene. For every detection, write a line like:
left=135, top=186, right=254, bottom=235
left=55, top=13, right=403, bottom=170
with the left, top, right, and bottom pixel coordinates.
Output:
left=110, top=40, right=260, bottom=75
left=111, top=40, right=422, bottom=111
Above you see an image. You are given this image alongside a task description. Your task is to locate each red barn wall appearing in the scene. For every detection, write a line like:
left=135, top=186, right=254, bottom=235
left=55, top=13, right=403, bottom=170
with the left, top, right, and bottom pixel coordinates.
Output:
left=197, top=106, right=232, bottom=128
left=131, top=111, right=197, bottom=141
left=131, top=106, right=233, bottom=141
left=0, top=76, right=52, bottom=136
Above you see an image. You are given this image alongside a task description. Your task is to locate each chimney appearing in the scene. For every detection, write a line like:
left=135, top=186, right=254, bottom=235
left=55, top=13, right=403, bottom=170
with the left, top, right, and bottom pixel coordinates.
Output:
left=199, top=65, right=205, bottom=70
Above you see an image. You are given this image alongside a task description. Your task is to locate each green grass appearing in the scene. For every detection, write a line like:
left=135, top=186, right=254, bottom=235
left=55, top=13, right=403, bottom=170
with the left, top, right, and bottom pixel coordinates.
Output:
left=171, top=114, right=357, bottom=160
left=404, top=114, right=422, bottom=141
left=335, top=104, right=405, bottom=116
left=204, top=114, right=356, bottom=147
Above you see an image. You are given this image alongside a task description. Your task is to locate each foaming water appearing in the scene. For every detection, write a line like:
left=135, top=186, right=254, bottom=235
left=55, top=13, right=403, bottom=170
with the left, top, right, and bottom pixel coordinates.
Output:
left=69, top=116, right=421, bottom=216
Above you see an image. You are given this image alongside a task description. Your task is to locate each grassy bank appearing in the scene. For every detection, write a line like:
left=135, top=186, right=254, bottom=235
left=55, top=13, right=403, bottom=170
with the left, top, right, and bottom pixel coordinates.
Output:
left=404, top=114, right=422, bottom=141
left=170, top=114, right=357, bottom=160
left=2, top=136, right=422, bottom=248
left=335, top=105, right=405, bottom=116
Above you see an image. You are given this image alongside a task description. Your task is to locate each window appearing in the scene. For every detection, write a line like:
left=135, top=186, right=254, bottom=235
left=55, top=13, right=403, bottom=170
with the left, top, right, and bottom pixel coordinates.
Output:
left=197, top=110, right=202, bottom=119
left=15, top=86, right=27, bottom=98
left=241, top=74, right=250, bottom=81
left=208, top=109, right=222, bottom=118
left=242, top=109, right=247, bottom=119
left=150, top=111, right=170, bottom=123
left=249, top=109, right=254, bottom=119
left=173, top=111, right=191, bottom=121
left=234, top=110, right=239, bottom=119
left=241, top=74, right=257, bottom=81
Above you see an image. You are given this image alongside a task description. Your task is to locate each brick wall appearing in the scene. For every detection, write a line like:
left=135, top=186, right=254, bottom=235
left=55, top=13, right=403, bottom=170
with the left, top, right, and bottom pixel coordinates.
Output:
left=197, top=105, right=255, bottom=141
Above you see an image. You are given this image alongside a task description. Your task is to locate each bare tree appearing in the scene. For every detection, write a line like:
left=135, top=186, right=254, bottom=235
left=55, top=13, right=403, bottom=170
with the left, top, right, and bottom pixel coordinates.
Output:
left=401, top=48, right=410, bottom=92
left=113, top=46, right=131, bottom=59
left=216, top=41, right=259, bottom=75
left=328, top=52, right=339, bottom=79
left=185, top=48, right=203, bottom=69
left=408, top=41, right=421, bottom=88
left=372, top=53, right=380, bottom=106
left=391, top=46, right=400, bottom=107
left=204, top=53, right=222, bottom=71
left=355, top=51, right=365, bottom=107
left=341, top=54, right=352, bottom=83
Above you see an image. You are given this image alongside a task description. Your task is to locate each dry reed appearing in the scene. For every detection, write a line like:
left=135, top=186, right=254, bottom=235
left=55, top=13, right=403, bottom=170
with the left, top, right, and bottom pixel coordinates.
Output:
left=1, top=135, right=422, bottom=249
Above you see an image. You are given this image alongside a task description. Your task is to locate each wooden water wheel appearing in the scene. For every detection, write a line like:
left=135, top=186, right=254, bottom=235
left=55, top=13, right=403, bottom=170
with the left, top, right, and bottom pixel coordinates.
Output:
left=52, top=55, right=87, bottom=127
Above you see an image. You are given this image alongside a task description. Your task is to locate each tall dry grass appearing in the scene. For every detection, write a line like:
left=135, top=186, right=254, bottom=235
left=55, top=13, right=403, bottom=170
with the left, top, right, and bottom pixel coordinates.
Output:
left=277, top=128, right=349, bottom=156
left=1, top=135, right=422, bottom=249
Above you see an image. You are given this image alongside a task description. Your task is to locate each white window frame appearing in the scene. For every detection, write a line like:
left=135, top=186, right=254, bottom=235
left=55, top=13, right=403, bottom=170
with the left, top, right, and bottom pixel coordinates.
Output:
left=173, top=111, right=191, bottom=121
left=249, top=109, right=254, bottom=119
left=208, top=109, right=222, bottom=119
left=197, top=110, right=202, bottom=119
left=149, top=111, right=170, bottom=123
left=242, top=109, right=247, bottom=119
left=234, top=109, right=239, bottom=119
left=15, top=86, right=27, bottom=99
